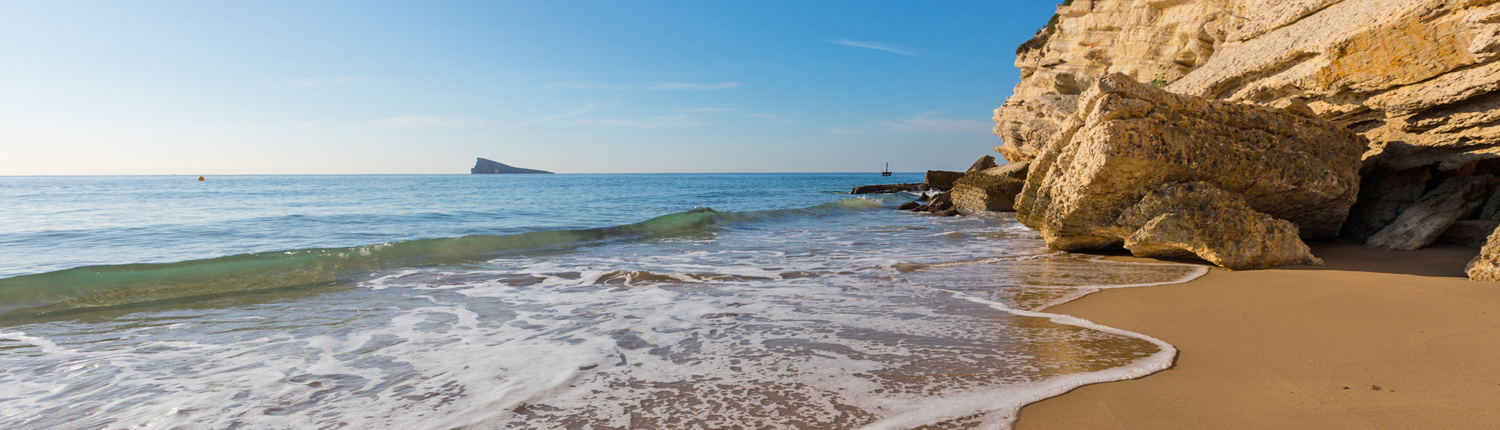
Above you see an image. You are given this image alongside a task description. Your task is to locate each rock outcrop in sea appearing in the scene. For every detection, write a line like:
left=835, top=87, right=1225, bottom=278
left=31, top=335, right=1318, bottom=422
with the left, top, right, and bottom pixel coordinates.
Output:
left=992, top=0, right=1500, bottom=276
left=951, top=159, right=1028, bottom=213
left=471, top=158, right=553, bottom=174
left=923, top=170, right=964, bottom=191
left=906, top=191, right=960, bottom=217
left=851, top=183, right=924, bottom=194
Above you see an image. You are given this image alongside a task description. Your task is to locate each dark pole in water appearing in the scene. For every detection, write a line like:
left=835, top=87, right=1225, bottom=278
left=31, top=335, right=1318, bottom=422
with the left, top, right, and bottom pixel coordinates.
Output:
left=882, top=163, right=891, bottom=177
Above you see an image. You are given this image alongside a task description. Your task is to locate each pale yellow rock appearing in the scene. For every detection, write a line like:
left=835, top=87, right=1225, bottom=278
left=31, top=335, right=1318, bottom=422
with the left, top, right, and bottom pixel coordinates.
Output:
left=1014, top=74, right=1365, bottom=253
left=1467, top=225, right=1500, bottom=280
left=1117, top=182, right=1322, bottom=270
left=997, top=0, right=1244, bottom=163
left=997, top=0, right=1500, bottom=172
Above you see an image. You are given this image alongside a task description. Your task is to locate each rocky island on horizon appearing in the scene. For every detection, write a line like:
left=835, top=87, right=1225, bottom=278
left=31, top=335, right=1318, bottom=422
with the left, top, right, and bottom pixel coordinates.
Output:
left=470, top=157, right=553, bottom=174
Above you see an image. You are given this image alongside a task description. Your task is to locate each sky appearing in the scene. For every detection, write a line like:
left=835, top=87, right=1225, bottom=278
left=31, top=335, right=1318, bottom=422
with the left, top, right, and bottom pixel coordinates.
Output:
left=0, top=1, right=1061, bottom=175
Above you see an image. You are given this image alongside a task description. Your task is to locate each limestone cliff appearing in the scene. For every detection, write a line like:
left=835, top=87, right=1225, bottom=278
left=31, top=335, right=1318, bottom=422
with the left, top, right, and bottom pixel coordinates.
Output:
left=997, top=0, right=1500, bottom=172
left=996, top=0, right=1500, bottom=275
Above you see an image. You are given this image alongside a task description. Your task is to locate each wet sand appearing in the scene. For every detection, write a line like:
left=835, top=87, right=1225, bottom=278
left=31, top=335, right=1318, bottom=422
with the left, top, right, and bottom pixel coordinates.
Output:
left=1016, top=241, right=1500, bottom=429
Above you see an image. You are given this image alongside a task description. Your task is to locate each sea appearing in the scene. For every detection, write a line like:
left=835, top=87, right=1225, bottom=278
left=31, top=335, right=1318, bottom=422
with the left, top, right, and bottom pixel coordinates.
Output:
left=0, top=173, right=1204, bottom=429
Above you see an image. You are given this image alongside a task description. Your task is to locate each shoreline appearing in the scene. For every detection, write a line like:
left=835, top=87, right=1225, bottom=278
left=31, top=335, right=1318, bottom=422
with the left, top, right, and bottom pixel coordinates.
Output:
left=1014, top=241, right=1500, bottom=429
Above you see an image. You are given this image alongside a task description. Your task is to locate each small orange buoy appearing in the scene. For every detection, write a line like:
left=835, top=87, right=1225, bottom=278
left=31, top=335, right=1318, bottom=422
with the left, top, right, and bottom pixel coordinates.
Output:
left=198, top=176, right=205, bottom=181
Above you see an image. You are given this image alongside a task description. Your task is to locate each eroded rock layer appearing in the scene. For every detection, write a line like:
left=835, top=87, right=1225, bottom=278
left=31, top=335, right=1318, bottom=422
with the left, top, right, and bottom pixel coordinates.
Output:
left=997, top=0, right=1500, bottom=276
left=997, top=0, right=1500, bottom=173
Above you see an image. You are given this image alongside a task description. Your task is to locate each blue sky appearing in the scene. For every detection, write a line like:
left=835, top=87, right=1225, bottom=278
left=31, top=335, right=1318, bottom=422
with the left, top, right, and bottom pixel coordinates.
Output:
left=0, top=1, right=1060, bottom=174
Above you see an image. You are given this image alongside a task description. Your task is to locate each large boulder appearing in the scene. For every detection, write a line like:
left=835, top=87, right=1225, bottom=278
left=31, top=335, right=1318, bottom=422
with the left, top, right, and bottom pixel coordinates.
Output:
left=1367, top=175, right=1495, bottom=250
left=950, top=161, right=1030, bottom=213
left=924, top=170, right=965, bottom=191
left=1015, top=74, right=1366, bottom=256
left=1341, top=167, right=1433, bottom=241
left=1116, top=182, right=1322, bottom=270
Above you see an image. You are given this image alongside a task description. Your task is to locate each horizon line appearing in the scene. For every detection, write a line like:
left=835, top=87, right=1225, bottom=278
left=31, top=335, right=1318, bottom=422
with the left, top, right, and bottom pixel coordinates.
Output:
left=0, top=171, right=941, bottom=177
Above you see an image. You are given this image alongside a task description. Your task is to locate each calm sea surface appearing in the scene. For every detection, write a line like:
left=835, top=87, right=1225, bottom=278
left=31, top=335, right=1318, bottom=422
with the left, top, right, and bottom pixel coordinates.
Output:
left=0, top=174, right=1202, bottom=429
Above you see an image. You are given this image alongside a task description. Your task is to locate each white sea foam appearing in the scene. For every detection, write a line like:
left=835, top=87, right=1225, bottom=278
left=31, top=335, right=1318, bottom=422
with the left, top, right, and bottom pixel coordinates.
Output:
left=0, top=331, right=72, bottom=355
left=0, top=210, right=1208, bottom=430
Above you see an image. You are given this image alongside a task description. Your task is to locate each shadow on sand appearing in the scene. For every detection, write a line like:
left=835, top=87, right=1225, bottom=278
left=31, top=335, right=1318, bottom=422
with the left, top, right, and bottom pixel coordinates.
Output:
left=1074, top=239, right=1480, bottom=279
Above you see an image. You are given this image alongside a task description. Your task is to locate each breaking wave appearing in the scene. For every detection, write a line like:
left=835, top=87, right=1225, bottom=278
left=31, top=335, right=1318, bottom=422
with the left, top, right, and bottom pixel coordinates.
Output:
left=0, top=197, right=891, bottom=319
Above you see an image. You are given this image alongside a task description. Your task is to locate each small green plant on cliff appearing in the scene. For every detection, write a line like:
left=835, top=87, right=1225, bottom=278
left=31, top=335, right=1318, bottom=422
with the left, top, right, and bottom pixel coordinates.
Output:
left=1151, top=65, right=1169, bottom=88
left=1016, top=0, right=1076, bottom=55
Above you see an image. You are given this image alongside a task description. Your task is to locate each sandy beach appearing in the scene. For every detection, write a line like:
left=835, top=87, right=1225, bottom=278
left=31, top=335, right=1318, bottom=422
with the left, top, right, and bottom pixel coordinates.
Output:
left=1016, top=241, right=1500, bottom=429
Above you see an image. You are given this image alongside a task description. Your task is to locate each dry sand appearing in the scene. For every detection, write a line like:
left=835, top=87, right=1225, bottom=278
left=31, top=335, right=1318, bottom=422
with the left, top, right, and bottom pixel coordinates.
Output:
left=1015, top=241, right=1500, bottom=429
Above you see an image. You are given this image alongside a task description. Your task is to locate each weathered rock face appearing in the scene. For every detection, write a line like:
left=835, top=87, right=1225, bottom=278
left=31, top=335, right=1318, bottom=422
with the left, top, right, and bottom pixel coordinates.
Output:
left=1368, top=175, right=1495, bottom=250
left=950, top=161, right=1030, bottom=213
left=997, top=0, right=1500, bottom=175
left=1464, top=247, right=1500, bottom=281
left=1015, top=74, right=1366, bottom=254
left=1116, top=182, right=1323, bottom=270
left=471, top=158, right=553, bottom=174
left=1468, top=226, right=1500, bottom=280
left=989, top=160, right=1030, bottom=181
left=924, top=170, right=965, bottom=191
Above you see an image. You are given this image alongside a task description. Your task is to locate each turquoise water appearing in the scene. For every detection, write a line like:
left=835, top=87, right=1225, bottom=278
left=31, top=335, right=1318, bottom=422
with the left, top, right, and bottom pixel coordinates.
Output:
left=0, top=174, right=1202, bottom=429
left=0, top=174, right=905, bottom=278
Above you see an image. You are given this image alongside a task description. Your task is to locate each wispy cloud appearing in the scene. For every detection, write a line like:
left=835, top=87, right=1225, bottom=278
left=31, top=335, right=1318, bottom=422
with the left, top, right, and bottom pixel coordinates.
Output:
left=823, top=128, right=869, bottom=135
left=544, top=82, right=741, bottom=90
left=285, top=75, right=389, bottom=87
left=379, top=115, right=492, bottom=128
left=680, top=107, right=737, bottom=114
left=513, top=103, right=599, bottom=128
left=882, top=112, right=991, bottom=134
left=823, top=112, right=991, bottom=135
left=827, top=38, right=918, bottom=57
left=571, top=115, right=705, bottom=128
left=750, top=113, right=801, bottom=124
